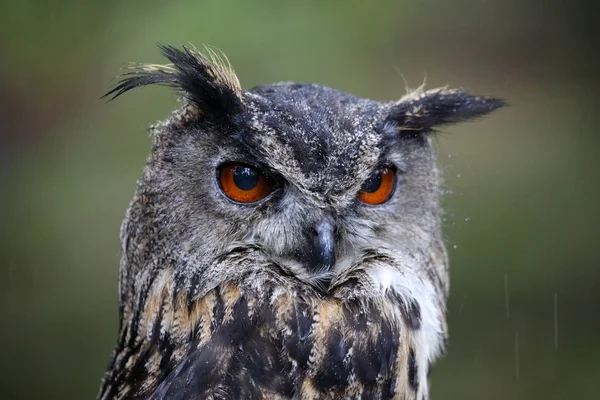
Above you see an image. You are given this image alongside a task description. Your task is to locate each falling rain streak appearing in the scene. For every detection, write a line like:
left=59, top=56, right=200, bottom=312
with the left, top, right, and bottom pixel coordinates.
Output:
left=514, top=331, right=520, bottom=379
left=504, top=274, right=510, bottom=320
left=554, top=293, right=559, bottom=349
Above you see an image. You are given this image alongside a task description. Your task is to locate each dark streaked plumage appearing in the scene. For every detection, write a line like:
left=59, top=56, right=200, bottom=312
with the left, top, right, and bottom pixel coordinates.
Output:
left=98, top=45, right=503, bottom=400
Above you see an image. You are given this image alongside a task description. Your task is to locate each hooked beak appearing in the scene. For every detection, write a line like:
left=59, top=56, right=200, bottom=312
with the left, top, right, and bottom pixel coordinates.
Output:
left=309, top=220, right=336, bottom=272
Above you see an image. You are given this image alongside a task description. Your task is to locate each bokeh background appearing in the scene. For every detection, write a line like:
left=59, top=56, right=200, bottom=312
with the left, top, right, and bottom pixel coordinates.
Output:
left=1, top=1, right=598, bottom=399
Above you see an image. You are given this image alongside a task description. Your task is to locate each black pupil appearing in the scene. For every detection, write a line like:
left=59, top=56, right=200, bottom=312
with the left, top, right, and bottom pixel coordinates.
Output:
left=233, top=166, right=259, bottom=190
left=363, top=170, right=382, bottom=193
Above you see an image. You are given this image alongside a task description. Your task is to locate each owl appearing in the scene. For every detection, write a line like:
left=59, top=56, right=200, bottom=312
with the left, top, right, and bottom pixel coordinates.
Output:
left=97, top=45, right=503, bottom=400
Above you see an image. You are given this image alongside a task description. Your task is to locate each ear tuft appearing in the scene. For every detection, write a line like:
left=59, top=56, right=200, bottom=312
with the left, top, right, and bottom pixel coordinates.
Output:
left=103, top=44, right=244, bottom=121
left=385, top=87, right=505, bottom=136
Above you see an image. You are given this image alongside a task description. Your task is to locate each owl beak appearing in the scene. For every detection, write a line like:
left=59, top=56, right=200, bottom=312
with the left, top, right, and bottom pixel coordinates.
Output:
left=310, top=220, right=336, bottom=272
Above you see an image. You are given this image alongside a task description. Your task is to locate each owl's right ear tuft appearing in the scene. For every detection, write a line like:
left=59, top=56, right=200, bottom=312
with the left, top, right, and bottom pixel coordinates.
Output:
left=103, top=44, right=244, bottom=121
left=384, top=87, right=505, bottom=137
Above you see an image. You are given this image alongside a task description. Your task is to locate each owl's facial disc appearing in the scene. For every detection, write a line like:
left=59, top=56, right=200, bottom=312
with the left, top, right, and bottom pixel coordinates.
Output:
left=221, top=161, right=403, bottom=288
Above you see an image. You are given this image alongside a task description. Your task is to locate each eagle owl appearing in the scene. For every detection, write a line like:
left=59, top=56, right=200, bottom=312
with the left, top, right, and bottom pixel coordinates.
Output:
left=98, top=45, right=503, bottom=400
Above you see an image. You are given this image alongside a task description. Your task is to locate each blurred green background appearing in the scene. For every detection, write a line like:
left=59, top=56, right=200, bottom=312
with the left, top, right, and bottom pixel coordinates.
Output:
left=1, top=0, right=598, bottom=399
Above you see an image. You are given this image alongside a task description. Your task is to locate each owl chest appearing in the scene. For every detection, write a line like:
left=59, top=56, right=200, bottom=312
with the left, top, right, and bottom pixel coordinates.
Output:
left=114, top=281, right=432, bottom=399
left=274, top=296, right=423, bottom=399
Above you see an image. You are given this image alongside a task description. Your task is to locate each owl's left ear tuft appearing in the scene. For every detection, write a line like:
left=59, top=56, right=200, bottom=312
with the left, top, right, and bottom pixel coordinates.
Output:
left=103, top=44, right=244, bottom=121
left=384, top=87, right=505, bottom=136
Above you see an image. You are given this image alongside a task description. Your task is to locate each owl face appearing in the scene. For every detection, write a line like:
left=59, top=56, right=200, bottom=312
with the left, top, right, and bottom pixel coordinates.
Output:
left=105, top=46, right=501, bottom=296
left=143, top=81, right=441, bottom=291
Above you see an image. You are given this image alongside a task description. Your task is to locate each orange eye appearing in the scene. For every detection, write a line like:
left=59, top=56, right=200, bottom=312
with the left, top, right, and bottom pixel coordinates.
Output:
left=357, top=166, right=396, bottom=205
left=218, top=163, right=274, bottom=203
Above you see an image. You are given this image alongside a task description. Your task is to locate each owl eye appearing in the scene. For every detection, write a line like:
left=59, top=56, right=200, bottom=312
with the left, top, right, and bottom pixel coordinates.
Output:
left=357, top=166, right=396, bottom=205
left=218, top=163, right=274, bottom=203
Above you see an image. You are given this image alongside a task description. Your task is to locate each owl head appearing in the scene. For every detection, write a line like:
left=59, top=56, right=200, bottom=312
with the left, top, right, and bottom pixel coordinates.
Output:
left=106, top=45, right=503, bottom=307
